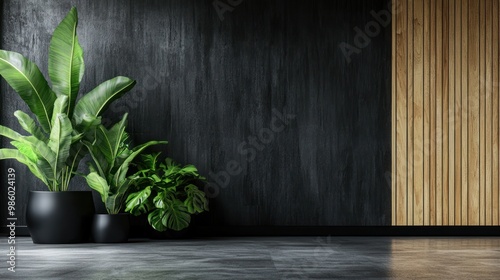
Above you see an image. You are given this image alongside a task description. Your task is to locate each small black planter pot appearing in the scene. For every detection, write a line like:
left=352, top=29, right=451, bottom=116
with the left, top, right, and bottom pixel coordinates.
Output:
left=92, top=214, right=130, bottom=243
left=26, top=191, right=95, bottom=244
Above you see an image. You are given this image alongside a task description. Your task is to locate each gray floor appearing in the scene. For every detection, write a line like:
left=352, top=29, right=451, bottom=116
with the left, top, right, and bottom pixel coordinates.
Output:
left=1, top=237, right=500, bottom=279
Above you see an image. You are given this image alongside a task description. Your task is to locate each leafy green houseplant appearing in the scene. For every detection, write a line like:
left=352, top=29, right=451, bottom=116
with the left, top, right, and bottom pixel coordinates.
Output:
left=125, top=153, right=209, bottom=232
left=83, top=113, right=167, bottom=214
left=0, top=7, right=137, bottom=243
left=0, top=7, right=136, bottom=191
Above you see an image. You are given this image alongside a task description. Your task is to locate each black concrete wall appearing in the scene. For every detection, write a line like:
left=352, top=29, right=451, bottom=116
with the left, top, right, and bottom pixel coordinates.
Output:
left=0, top=0, right=392, bottom=228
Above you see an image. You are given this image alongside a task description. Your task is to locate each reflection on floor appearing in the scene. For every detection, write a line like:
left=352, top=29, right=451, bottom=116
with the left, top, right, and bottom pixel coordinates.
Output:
left=2, top=237, right=500, bottom=279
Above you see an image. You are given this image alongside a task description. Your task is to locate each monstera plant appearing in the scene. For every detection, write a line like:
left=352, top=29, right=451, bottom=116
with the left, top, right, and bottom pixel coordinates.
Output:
left=0, top=7, right=136, bottom=192
left=125, top=153, right=209, bottom=232
left=83, top=113, right=167, bottom=214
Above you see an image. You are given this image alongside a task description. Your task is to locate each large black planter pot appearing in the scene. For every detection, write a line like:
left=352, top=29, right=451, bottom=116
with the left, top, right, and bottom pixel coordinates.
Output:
left=26, top=191, right=95, bottom=244
left=92, top=214, right=130, bottom=243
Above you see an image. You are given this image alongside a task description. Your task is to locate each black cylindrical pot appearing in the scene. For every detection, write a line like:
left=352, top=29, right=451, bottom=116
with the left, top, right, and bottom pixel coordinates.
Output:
left=26, top=191, right=95, bottom=244
left=92, top=214, right=130, bottom=243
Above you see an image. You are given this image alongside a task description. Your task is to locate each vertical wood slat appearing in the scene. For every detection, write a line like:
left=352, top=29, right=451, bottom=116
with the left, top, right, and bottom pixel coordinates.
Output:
left=392, top=0, right=499, bottom=226
left=448, top=0, right=458, bottom=225
left=461, top=0, right=468, bottom=226
left=396, top=0, right=408, bottom=226
left=442, top=0, right=450, bottom=226
left=485, top=0, right=493, bottom=226
left=479, top=0, right=486, bottom=226
left=493, top=0, right=500, bottom=226
left=423, top=0, right=431, bottom=225
left=413, top=0, right=425, bottom=225
left=468, top=0, right=480, bottom=226
left=408, top=0, right=415, bottom=226
left=392, top=0, right=397, bottom=226
left=436, top=0, right=443, bottom=225
left=454, top=0, right=462, bottom=226
left=429, top=0, right=437, bottom=226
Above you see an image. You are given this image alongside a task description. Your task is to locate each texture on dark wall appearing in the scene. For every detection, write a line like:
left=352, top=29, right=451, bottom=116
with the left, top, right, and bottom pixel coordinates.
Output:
left=0, top=0, right=391, bottom=227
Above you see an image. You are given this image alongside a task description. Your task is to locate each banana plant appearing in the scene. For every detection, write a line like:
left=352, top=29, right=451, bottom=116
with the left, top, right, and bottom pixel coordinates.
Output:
left=83, top=114, right=168, bottom=214
left=125, top=153, right=208, bottom=231
left=0, top=7, right=136, bottom=191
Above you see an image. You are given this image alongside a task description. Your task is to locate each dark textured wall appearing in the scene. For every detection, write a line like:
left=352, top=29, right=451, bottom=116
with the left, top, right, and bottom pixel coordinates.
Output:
left=1, top=0, right=392, bottom=227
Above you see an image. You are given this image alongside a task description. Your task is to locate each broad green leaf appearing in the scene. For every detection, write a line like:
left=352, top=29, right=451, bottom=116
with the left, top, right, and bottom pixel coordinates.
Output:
left=74, top=113, right=101, bottom=134
left=125, top=186, right=152, bottom=215
left=153, top=192, right=166, bottom=208
left=82, top=140, right=106, bottom=177
left=48, top=113, right=73, bottom=177
left=94, top=114, right=129, bottom=173
left=180, top=165, right=200, bottom=176
left=49, top=7, right=84, bottom=117
left=0, top=125, right=24, bottom=142
left=0, top=149, right=48, bottom=187
left=73, top=76, right=136, bottom=125
left=33, top=140, right=57, bottom=171
left=10, top=141, right=38, bottom=163
left=139, top=152, right=161, bottom=171
left=13, top=111, right=48, bottom=142
left=184, top=184, right=208, bottom=214
left=71, top=133, right=83, bottom=144
left=85, top=172, right=109, bottom=201
left=148, top=200, right=190, bottom=232
left=51, top=96, right=69, bottom=128
left=105, top=180, right=131, bottom=214
left=148, top=209, right=168, bottom=232
left=112, top=140, right=168, bottom=188
left=0, top=50, right=56, bottom=132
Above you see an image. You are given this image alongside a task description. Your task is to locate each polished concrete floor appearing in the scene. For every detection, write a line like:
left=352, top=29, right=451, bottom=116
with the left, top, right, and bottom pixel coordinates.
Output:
left=1, top=237, right=499, bottom=279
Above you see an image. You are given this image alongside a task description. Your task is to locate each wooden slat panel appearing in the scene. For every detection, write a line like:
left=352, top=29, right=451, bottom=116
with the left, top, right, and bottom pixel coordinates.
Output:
left=467, top=0, right=480, bottom=226
left=429, top=0, right=437, bottom=225
left=413, top=0, right=425, bottom=225
left=485, top=0, right=493, bottom=226
left=442, top=0, right=450, bottom=226
left=407, top=0, right=415, bottom=226
left=392, top=0, right=398, bottom=226
left=396, top=0, right=408, bottom=226
left=461, top=0, right=468, bottom=226
left=436, top=0, right=443, bottom=225
left=493, top=0, right=500, bottom=226
left=479, top=0, right=486, bottom=226
left=423, top=0, right=431, bottom=225
left=393, top=0, right=499, bottom=226
left=454, top=0, right=462, bottom=226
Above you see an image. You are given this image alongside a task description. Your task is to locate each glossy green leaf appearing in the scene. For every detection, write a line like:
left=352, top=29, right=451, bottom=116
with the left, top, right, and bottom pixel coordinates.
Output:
left=0, top=50, right=56, bottom=132
left=125, top=186, right=152, bottom=215
left=13, top=111, right=48, bottom=142
left=48, top=7, right=84, bottom=117
left=184, top=184, right=208, bottom=214
left=148, top=200, right=191, bottom=232
left=85, top=172, right=109, bottom=201
left=0, top=125, right=25, bottom=142
left=0, top=149, right=48, bottom=187
left=112, top=140, right=168, bottom=189
left=10, top=141, right=38, bottom=163
left=105, top=180, right=131, bottom=214
left=48, top=113, right=73, bottom=177
left=51, top=96, right=69, bottom=128
left=73, top=76, right=136, bottom=125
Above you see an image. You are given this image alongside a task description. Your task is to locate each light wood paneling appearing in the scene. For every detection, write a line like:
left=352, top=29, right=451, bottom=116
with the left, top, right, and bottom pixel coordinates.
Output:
left=393, top=0, right=500, bottom=225
left=493, top=0, right=500, bottom=226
